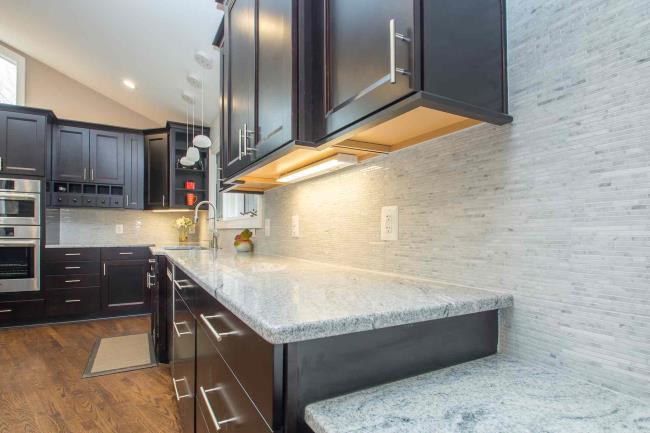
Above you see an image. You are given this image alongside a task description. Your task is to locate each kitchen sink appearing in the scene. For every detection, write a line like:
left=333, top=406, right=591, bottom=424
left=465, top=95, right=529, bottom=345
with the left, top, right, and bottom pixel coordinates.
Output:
left=162, top=246, right=209, bottom=251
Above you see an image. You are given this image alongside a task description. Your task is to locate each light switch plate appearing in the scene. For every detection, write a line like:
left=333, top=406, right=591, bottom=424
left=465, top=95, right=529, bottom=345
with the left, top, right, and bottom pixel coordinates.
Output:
left=291, top=215, right=300, bottom=238
left=380, top=206, right=398, bottom=241
left=115, top=224, right=124, bottom=234
left=265, top=218, right=271, bottom=237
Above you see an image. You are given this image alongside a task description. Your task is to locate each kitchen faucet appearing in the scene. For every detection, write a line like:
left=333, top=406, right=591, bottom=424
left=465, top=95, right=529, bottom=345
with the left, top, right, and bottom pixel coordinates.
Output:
left=194, top=200, right=219, bottom=250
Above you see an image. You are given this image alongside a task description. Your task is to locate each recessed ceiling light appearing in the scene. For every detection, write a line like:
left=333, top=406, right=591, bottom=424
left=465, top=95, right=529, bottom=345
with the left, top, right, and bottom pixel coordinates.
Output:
left=122, top=79, right=136, bottom=89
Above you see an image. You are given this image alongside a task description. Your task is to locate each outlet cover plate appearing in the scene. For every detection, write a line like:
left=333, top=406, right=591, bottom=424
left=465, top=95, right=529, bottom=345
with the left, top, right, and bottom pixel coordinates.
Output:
left=265, top=218, right=271, bottom=237
left=380, top=206, right=398, bottom=241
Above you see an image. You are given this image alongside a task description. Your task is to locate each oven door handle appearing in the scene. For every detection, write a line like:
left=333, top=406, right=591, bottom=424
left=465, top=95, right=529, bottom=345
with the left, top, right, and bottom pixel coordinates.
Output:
left=0, top=240, right=38, bottom=247
left=0, top=194, right=38, bottom=200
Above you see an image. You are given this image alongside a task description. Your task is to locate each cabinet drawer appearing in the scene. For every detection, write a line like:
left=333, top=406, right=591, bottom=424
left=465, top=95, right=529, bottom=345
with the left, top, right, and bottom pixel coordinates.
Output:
left=173, top=265, right=198, bottom=308
left=97, top=195, right=111, bottom=207
left=101, top=247, right=150, bottom=261
left=46, top=287, right=100, bottom=317
left=0, top=299, right=45, bottom=325
left=197, top=322, right=272, bottom=433
left=44, top=247, right=100, bottom=263
left=172, top=292, right=196, bottom=433
left=109, top=196, right=124, bottom=208
left=44, top=274, right=100, bottom=289
left=82, top=195, right=97, bottom=207
left=43, top=261, right=99, bottom=276
left=195, top=288, right=276, bottom=429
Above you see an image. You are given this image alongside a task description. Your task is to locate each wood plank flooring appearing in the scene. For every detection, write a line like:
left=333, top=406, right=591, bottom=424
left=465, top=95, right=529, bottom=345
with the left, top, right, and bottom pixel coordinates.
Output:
left=0, top=316, right=181, bottom=433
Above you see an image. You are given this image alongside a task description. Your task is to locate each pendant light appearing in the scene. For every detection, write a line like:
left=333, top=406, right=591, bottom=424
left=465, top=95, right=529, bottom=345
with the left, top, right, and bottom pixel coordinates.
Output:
left=180, top=97, right=194, bottom=167
left=193, top=67, right=212, bottom=149
left=186, top=101, right=200, bottom=163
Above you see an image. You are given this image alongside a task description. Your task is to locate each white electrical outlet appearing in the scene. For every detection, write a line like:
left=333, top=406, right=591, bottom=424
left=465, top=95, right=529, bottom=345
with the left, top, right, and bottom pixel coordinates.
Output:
left=291, top=215, right=300, bottom=238
left=380, top=206, right=398, bottom=241
left=265, top=218, right=271, bottom=237
left=115, top=224, right=124, bottom=234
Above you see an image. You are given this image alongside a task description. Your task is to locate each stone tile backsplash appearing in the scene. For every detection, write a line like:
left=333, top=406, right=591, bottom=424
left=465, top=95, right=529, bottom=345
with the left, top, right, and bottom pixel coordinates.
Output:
left=46, top=208, right=211, bottom=246
left=237, top=0, right=650, bottom=399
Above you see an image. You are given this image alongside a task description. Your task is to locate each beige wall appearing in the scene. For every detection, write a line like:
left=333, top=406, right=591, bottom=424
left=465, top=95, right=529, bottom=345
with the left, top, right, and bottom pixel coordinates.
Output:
left=1, top=42, right=159, bottom=129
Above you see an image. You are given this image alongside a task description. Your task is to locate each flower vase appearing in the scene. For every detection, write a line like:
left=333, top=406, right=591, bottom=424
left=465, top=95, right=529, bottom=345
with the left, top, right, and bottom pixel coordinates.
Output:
left=178, top=228, right=189, bottom=243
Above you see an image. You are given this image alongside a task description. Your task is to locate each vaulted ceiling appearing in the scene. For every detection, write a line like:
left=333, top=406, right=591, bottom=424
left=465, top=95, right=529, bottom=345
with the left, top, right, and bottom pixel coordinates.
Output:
left=0, top=0, right=223, bottom=126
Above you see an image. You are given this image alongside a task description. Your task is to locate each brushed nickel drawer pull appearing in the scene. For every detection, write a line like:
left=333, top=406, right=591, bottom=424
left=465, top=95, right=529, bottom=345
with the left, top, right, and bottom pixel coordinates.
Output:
left=173, top=321, right=192, bottom=338
left=200, top=385, right=236, bottom=431
left=65, top=253, right=81, bottom=256
left=0, top=309, right=12, bottom=313
left=200, top=314, right=237, bottom=342
left=174, top=279, right=193, bottom=290
left=65, top=299, right=81, bottom=303
left=65, top=279, right=81, bottom=283
left=65, top=266, right=81, bottom=270
left=119, top=252, right=134, bottom=255
left=172, top=377, right=192, bottom=401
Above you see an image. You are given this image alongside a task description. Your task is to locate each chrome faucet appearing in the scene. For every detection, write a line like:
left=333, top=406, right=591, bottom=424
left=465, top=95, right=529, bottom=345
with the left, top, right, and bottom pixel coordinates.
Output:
left=194, top=201, right=219, bottom=250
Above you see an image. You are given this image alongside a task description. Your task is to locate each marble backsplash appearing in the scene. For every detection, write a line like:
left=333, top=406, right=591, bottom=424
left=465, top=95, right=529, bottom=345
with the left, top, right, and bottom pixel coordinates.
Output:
left=46, top=208, right=211, bottom=246
left=224, top=0, right=650, bottom=400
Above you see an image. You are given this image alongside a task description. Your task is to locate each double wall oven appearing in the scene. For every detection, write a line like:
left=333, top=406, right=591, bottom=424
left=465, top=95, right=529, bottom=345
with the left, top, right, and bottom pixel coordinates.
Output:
left=0, top=178, right=41, bottom=293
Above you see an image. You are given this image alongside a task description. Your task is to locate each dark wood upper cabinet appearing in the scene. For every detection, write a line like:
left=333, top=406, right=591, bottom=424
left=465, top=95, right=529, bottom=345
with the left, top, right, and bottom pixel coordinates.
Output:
left=320, top=0, right=416, bottom=138
left=254, top=0, right=295, bottom=159
left=144, top=132, right=169, bottom=209
left=223, top=0, right=256, bottom=179
left=52, top=125, right=89, bottom=182
left=220, top=0, right=512, bottom=192
left=0, top=111, right=47, bottom=176
left=124, top=133, right=144, bottom=210
left=89, top=129, right=124, bottom=184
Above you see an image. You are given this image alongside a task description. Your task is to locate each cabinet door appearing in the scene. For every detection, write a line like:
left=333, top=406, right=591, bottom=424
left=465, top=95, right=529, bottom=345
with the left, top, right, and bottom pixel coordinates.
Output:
left=53, top=125, right=89, bottom=182
left=144, top=133, right=169, bottom=209
left=223, top=0, right=255, bottom=179
left=89, top=129, right=124, bottom=184
left=101, top=259, right=150, bottom=316
left=321, top=0, right=415, bottom=138
left=253, top=0, right=294, bottom=159
left=172, top=292, right=196, bottom=433
left=124, top=133, right=144, bottom=209
left=0, top=111, right=46, bottom=176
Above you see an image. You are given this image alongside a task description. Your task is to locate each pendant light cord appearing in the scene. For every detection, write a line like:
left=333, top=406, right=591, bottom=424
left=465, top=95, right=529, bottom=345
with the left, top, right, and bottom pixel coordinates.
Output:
left=185, top=101, right=189, bottom=150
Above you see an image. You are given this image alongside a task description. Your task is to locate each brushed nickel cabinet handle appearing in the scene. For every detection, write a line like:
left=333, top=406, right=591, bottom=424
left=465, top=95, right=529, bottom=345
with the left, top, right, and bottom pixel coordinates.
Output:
left=119, top=252, right=134, bottom=255
left=237, top=128, right=243, bottom=160
left=65, top=266, right=81, bottom=270
left=90, top=168, right=94, bottom=180
left=389, top=19, right=411, bottom=84
left=0, top=309, right=12, bottom=313
left=103, top=263, right=106, bottom=276
left=65, top=279, right=81, bottom=283
left=83, top=168, right=87, bottom=180
left=162, top=195, right=166, bottom=208
left=200, top=313, right=237, bottom=342
left=173, top=321, right=192, bottom=338
left=200, top=386, right=237, bottom=431
left=65, top=299, right=81, bottom=303
left=65, top=253, right=81, bottom=256
left=172, top=377, right=192, bottom=401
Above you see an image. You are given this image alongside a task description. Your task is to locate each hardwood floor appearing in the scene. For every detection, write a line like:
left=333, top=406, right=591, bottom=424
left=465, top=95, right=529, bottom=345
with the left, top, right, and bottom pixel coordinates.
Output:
left=0, top=316, right=181, bottom=433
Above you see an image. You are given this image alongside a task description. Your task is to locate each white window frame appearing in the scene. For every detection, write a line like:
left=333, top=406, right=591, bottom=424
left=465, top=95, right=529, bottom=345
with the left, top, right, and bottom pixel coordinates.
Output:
left=0, top=44, right=26, bottom=105
left=217, top=192, right=264, bottom=229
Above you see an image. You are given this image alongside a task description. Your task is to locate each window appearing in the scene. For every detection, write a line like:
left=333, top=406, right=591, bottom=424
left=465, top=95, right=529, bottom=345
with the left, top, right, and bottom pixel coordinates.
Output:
left=218, top=192, right=263, bottom=229
left=0, top=45, right=25, bottom=105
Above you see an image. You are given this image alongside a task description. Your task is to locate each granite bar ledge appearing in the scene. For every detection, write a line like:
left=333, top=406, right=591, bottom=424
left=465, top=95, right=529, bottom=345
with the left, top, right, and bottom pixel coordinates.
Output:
left=305, top=355, right=650, bottom=433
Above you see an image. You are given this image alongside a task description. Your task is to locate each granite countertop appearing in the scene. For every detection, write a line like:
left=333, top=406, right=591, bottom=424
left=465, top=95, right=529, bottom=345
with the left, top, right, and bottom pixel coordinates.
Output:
left=305, top=355, right=650, bottom=433
left=45, top=243, right=155, bottom=248
left=157, top=249, right=513, bottom=344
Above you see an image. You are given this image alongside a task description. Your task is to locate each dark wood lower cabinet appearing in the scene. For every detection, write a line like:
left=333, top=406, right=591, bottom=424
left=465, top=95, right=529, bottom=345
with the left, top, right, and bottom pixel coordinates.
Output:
left=172, top=289, right=196, bottom=433
left=101, top=259, right=150, bottom=316
left=0, top=247, right=153, bottom=329
left=169, top=262, right=499, bottom=433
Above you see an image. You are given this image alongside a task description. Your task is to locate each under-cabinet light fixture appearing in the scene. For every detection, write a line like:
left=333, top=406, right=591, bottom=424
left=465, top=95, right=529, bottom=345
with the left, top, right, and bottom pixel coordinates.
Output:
left=277, top=154, right=358, bottom=183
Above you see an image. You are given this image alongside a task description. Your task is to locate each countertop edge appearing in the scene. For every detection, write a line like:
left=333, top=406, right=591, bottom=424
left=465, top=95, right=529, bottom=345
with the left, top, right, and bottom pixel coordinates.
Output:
left=157, top=249, right=514, bottom=345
